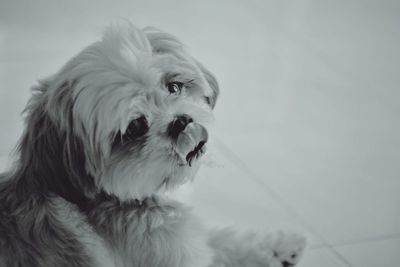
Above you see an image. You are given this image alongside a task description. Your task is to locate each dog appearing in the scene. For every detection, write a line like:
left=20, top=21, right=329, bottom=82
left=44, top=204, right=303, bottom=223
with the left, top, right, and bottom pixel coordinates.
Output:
left=0, top=23, right=305, bottom=267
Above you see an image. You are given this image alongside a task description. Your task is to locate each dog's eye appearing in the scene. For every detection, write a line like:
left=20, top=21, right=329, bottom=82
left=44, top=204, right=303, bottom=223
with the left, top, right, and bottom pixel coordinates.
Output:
left=124, top=116, right=148, bottom=140
left=166, top=82, right=184, bottom=94
left=112, top=116, right=149, bottom=149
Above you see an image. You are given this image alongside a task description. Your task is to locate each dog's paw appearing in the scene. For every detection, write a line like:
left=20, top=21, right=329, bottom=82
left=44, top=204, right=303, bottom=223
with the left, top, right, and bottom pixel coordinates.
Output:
left=259, top=231, right=306, bottom=267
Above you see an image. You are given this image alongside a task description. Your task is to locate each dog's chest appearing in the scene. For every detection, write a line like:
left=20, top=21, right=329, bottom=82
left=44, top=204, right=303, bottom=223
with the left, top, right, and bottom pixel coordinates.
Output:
left=58, top=197, right=212, bottom=267
left=54, top=198, right=116, bottom=267
left=93, top=199, right=213, bottom=267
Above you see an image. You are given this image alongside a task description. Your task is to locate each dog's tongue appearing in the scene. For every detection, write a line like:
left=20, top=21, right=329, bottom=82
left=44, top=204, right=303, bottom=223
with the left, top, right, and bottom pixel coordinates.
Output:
left=176, top=123, right=208, bottom=163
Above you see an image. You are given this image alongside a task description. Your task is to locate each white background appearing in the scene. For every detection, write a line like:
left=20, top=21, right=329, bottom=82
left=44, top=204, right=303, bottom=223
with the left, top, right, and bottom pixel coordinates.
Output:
left=1, top=1, right=399, bottom=266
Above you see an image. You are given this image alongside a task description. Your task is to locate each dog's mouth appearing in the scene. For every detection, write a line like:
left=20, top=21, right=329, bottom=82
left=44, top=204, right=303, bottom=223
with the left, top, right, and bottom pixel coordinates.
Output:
left=185, top=140, right=206, bottom=166
left=174, top=123, right=208, bottom=166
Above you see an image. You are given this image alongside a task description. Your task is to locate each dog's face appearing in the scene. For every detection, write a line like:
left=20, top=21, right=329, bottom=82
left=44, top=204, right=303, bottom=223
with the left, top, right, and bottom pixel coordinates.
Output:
left=40, top=25, right=218, bottom=200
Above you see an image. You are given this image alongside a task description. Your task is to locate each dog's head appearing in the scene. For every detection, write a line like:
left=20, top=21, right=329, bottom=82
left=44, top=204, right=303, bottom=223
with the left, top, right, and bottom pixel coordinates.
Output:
left=19, top=24, right=219, bottom=201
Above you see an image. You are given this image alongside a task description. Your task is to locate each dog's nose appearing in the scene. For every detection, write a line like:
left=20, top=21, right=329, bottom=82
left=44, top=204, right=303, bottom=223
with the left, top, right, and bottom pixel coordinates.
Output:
left=168, top=115, right=193, bottom=139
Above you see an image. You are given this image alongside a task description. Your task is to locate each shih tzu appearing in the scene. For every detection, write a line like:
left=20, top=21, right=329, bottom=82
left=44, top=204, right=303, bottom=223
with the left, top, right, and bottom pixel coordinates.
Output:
left=0, top=23, right=305, bottom=267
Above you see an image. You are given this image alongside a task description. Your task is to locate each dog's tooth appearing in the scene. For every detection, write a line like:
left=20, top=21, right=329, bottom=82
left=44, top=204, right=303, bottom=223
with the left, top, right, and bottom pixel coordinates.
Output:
left=183, top=123, right=208, bottom=145
left=176, top=132, right=195, bottom=159
left=185, top=122, right=196, bottom=131
left=182, top=123, right=196, bottom=138
left=175, top=123, right=209, bottom=164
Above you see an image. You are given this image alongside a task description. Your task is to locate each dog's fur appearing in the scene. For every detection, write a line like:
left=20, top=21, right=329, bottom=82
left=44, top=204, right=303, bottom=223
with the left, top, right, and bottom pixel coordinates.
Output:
left=0, top=23, right=305, bottom=267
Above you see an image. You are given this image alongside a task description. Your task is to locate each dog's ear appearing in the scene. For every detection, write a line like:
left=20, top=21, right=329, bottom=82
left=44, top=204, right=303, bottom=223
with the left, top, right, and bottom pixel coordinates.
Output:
left=196, top=61, right=219, bottom=109
left=15, top=80, right=97, bottom=203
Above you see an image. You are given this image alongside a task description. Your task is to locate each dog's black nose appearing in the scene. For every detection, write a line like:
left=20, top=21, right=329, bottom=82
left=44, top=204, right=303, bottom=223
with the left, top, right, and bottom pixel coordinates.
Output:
left=168, top=115, right=193, bottom=139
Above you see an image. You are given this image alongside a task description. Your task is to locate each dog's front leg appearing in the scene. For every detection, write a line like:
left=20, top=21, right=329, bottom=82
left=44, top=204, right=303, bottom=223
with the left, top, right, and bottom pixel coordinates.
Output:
left=207, top=228, right=306, bottom=267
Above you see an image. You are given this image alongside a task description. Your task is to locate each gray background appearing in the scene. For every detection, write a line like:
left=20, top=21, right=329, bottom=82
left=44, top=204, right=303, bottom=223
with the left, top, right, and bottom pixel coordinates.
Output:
left=1, top=1, right=399, bottom=266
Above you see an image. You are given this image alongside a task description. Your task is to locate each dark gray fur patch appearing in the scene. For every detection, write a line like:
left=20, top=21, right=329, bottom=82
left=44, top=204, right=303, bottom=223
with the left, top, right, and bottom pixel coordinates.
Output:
left=0, top=82, right=97, bottom=266
left=0, top=191, right=93, bottom=267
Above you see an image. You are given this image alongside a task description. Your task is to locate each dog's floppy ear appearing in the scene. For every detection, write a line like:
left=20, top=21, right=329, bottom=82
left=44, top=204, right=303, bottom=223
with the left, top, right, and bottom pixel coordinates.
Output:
left=197, top=61, right=219, bottom=109
left=15, top=80, right=97, bottom=203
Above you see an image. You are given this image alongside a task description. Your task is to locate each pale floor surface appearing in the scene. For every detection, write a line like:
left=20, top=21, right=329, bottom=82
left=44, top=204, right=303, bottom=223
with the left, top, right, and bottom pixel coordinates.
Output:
left=1, top=0, right=400, bottom=266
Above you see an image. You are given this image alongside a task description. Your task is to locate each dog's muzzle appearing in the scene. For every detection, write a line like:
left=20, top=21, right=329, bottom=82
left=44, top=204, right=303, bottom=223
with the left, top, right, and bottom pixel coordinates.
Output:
left=168, top=115, right=208, bottom=166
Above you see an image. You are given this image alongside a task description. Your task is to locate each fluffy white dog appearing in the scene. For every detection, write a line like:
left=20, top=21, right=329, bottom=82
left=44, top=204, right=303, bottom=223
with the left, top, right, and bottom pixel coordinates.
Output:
left=0, top=23, right=305, bottom=267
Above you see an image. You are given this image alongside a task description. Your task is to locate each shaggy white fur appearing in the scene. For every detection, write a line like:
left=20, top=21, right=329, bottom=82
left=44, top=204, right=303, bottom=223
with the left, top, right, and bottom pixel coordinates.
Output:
left=0, top=23, right=306, bottom=267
